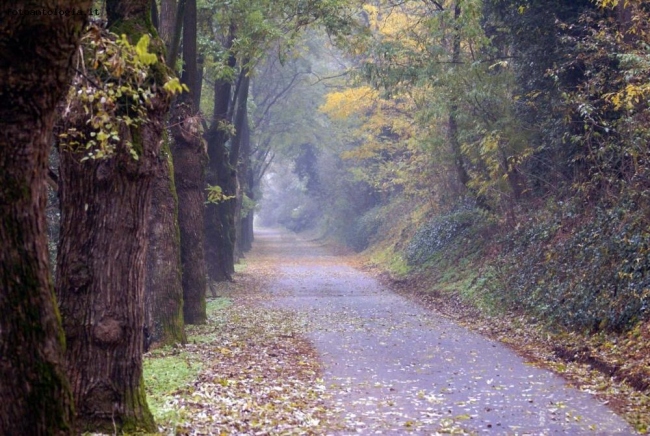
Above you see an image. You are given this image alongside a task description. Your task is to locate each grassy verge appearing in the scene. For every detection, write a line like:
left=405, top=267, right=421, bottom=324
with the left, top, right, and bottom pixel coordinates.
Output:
left=142, top=268, right=333, bottom=434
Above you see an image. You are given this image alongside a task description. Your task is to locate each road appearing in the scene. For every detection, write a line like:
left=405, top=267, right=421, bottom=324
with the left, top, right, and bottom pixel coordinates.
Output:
left=253, top=228, right=635, bottom=435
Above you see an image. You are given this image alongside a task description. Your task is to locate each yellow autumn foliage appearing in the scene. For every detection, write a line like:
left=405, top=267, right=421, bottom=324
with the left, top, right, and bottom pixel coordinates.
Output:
left=319, top=86, right=379, bottom=119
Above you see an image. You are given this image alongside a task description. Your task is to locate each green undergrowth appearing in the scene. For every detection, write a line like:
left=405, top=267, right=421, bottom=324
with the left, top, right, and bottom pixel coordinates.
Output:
left=143, top=348, right=203, bottom=424
left=370, top=197, right=650, bottom=335
left=143, top=297, right=232, bottom=426
left=495, top=200, right=650, bottom=333
left=368, top=246, right=410, bottom=277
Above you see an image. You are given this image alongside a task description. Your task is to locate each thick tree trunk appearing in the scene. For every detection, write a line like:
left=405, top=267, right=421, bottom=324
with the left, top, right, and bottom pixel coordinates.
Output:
left=57, top=136, right=158, bottom=433
left=244, top=143, right=256, bottom=252
left=242, top=135, right=255, bottom=252
left=196, top=53, right=205, bottom=111
left=236, top=112, right=252, bottom=256
left=169, top=0, right=208, bottom=323
left=209, top=151, right=237, bottom=281
left=182, top=0, right=199, bottom=108
left=159, top=0, right=176, bottom=48
left=144, top=0, right=186, bottom=350
left=171, top=101, right=208, bottom=324
left=56, top=0, right=166, bottom=432
left=144, top=140, right=186, bottom=350
left=0, top=2, right=89, bottom=433
left=230, top=73, right=250, bottom=263
left=242, top=209, right=255, bottom=252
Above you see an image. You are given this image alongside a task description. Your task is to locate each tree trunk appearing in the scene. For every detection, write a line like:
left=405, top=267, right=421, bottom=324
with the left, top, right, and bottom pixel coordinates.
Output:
left=182, top=0, right=199, bottom=108
left=448, top=4, right=469, bottom=192
left=170, top=0, right=208, bottom=324
left=230, top=72, right=250, bottom=263
left=144, top=139, right=186, bottom=350
left=143, top=0, right=186, bottom=350
left=165, top=0, right=186, bottom=70
left=236, top=112, right=252, bottom=256
left=159, top=0, right=176, bottom=49
left=171, top=101, right=208, bottom=324
left=0, top=2, right=89, bottom=433
left=56, top=0, right=166, bottom=432
left=243, top=130, right=255, bottom=252
left=57, top=136, right=158, bottom=433
left=205, top=42, right=236, bottom=282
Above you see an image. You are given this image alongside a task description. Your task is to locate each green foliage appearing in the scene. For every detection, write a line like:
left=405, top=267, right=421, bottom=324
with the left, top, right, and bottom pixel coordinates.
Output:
left=59, top=25, right=183, bottom=161
left=240, top=194, right=257, bottom=217
left=550, top=3, right=650, bottom=200
left=405, top=207, right=482, bottom=266
left=495, top=200, right=650, bottom=332
left=205, top=185, right=235, bottom=204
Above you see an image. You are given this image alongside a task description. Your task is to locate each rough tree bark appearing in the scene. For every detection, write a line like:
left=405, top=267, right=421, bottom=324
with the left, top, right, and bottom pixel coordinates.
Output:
left=159, top=0, right=176, bottom=46
left=171, top=103, right=207, bottom=322
left=0, top=1, right=89, bottom=433
left=229, top=71, right=250, bottom=263
left=56, top=0, right=168, bottom=432
left=144, top=0, right=186, bottom=350
left=173, top=0, right=208, bottom=324
left=144, top=139, right=186, bottom=350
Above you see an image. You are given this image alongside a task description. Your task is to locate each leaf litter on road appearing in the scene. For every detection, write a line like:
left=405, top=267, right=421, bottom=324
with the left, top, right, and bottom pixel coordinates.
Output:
left=144, top=269, right=342, bottom=435
left=144, top=229, right=642, bottom=435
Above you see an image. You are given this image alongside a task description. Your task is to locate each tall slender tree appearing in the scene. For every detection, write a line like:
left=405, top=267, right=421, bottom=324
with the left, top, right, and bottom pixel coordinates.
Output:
left=205, top=32, right=237, bottom=282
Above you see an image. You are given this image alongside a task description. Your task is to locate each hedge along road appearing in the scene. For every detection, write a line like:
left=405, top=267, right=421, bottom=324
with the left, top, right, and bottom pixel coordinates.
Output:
left=254, top=228, right=635, bottom=435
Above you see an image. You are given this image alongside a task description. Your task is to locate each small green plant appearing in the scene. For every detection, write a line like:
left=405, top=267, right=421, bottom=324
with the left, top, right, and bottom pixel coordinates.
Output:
left=206, top=184, right=236, bottom=204
left=495, top=198, right=650, bottom=332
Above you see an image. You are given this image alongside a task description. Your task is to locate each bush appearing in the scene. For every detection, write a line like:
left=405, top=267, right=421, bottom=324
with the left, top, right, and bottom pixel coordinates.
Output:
left=405, top=207, right=480, bottom=266
left=342, top=206, right=384, bottom=251
left=496, top=200, right=650, bottom=332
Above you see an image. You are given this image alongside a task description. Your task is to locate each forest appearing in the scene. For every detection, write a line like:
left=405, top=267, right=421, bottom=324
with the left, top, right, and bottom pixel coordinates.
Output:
left=1, top=0, right=649, bottom=434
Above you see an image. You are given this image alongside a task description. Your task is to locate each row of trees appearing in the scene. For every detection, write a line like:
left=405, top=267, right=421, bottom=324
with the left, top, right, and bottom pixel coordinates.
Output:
left=257, top=0, right=650, bottom=331
left=3, top=0, right=648, bottom=432
left=0, top=0, right=359, bottom=433
left=261, top=0, right=649, bottom=241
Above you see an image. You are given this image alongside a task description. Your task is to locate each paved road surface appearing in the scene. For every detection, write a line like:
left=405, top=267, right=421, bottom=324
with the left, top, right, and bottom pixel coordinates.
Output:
left=254, top=228, right=635, bottom=435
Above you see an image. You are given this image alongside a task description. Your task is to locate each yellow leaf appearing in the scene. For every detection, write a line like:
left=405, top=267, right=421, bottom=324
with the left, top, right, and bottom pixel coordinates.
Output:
left=135, top=34, right=157, bottom=65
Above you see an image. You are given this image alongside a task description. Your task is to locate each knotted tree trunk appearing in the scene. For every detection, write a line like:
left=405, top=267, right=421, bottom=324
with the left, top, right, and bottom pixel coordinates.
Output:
left=56, top=0, right=169, bottom=432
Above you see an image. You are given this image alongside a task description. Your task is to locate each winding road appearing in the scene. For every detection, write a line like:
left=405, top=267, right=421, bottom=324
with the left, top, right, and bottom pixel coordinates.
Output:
left=253, top=228, right=635, bottom=435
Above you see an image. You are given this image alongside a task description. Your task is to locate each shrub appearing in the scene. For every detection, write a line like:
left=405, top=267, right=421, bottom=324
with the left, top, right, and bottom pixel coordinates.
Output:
left=496, top=200, right=650, bottom=332
left=405, top=206, right=481, bottom=266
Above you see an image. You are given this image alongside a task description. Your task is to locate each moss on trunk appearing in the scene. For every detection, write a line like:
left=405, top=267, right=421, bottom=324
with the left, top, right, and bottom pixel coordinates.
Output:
left=0, top=1, right=90, bottom=433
